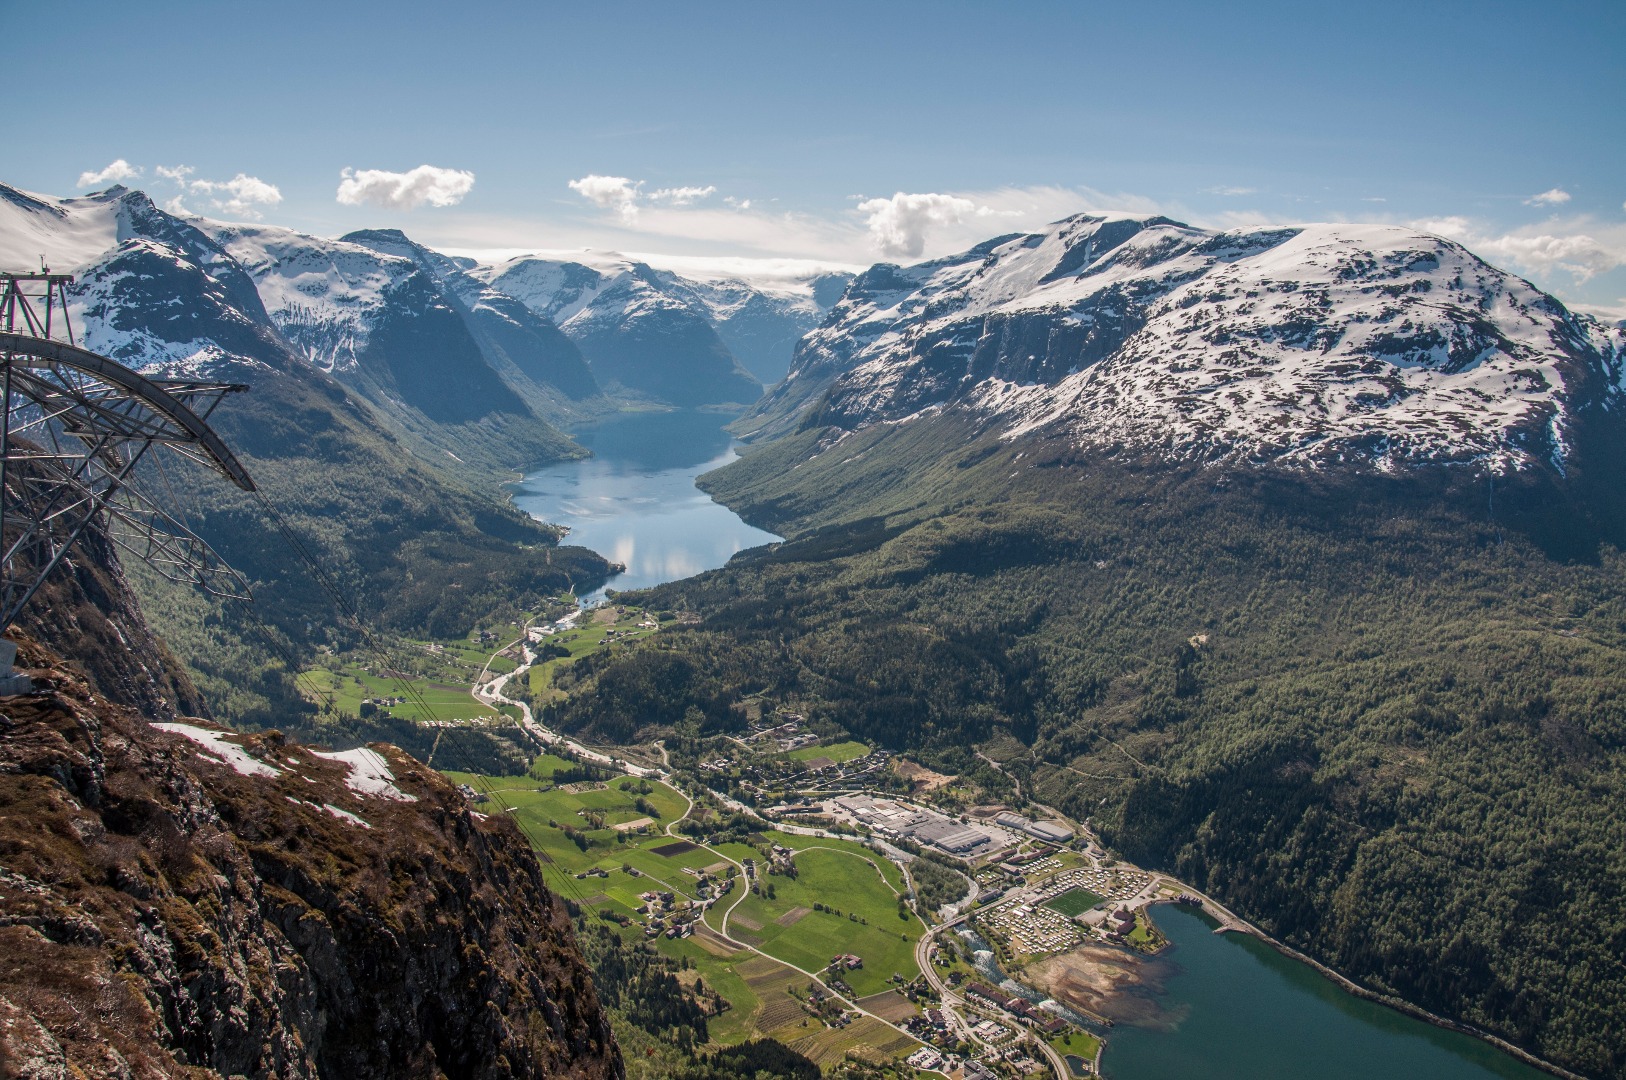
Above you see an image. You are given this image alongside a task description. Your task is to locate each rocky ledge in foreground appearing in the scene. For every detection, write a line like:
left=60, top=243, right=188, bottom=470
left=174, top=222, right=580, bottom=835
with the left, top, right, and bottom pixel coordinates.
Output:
left=0, top=641, right=622, bottom=1080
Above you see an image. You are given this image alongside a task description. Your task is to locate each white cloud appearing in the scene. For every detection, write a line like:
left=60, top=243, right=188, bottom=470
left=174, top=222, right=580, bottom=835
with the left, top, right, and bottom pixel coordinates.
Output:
left=649, top=185, right=716, bottom=206
left=568, top=174, right=644, bottom=219
left=1412, top=213, right=1626, bottom=282
left=77, top=159, right=141, bottom=188
left=191, top=174, right=283, bottom=218
left=856, top=192, right=1026, bottom=258
left=154, top=166, right=282, bottom=219
left=1481, top=232, right=1621, bottom=279
left=570, top=176, right=728, bottom=220
left=725, top=196, right=753, bottom=210
left=1567, top=299, right=1626, bottom=324
left=337, top=165, right=475, bottom=210
left=1203, top=185, right=1257, bottom=197
left=1525, top=188, right=1571, bottom=207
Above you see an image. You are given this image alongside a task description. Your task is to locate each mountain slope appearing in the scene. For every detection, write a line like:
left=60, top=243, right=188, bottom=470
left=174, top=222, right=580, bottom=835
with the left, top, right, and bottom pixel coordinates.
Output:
left=541, top=219, right=1626, bottom=1077
left=746, top=214, right=1626, bottom=472
left=2, top=613, right=622, bottom=1079
left=0, top=183, right=614, bottom=726
left=200, top=219, right=604, bottom=456
left=0, top=184, right=592, bottom=480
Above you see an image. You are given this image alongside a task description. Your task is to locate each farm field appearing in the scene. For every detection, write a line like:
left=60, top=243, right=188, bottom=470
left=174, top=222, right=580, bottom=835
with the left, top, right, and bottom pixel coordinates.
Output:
left=438, top=769, right=698, bottom=886
left=445, top=751, right=926, bottom=1067
left=526, top=608, right=663, bottom=702
left=301, top=662, right=505, bottom=724
left=726, top=847, right=922, bottom=997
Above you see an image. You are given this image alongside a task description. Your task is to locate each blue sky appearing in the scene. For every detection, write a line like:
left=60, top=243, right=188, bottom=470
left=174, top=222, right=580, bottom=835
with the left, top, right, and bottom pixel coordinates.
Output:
left=7, top=0, right=1624, bottom=309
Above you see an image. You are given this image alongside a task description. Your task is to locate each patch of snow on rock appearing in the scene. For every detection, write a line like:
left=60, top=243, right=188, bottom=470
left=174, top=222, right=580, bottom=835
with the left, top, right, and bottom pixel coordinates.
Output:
left=322, top=803, right=372, bottom=828
left=153, top=722, right=282, bottom=778
left=313, top=747, right=417, bottom=801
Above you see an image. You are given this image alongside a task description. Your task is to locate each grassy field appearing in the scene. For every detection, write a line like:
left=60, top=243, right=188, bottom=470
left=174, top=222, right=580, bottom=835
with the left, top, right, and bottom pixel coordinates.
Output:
left=784, top=740, right=870, bottom=764
left=1045, top=887, right=1106, bottom=917
left=1050, top=1028, right=1103, bottom=1063
left=301, top=662, right=501, bottom=723
left=445, top=754, right=924, bottom=1066
left=725, top=847, right=921, bottom=997
left=437, top=768, right=698, bottom=891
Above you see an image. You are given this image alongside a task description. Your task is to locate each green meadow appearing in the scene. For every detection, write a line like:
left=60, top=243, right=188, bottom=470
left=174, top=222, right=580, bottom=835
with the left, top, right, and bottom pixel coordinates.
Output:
left=723, top=846, right=922, bottom=997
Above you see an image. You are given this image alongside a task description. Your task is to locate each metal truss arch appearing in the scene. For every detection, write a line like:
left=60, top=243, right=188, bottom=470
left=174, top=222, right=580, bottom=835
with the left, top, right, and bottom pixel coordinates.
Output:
left=0, top=281, right=257, bottom=634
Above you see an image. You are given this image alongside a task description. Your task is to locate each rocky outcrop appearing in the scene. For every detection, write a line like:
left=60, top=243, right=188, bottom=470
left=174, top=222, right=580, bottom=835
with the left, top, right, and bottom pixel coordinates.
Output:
left=0, top=643, right=623, bottom=1079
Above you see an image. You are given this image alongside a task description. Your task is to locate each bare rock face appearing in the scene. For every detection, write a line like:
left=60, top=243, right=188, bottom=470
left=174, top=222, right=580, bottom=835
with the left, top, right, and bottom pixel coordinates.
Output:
left=0, top=645, right=623, bottom=1080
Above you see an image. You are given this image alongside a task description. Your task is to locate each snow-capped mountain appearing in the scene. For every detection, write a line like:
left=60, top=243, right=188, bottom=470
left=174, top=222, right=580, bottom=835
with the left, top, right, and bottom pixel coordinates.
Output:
left=206, top=223, right=601, bottom=419
left=0, top=184, right=580, bottom=472
left=0, top=184, right=284, bottom=379
left=474, top=253, right=850, bottom=395
left=751, top=215, right=1626, bottom=472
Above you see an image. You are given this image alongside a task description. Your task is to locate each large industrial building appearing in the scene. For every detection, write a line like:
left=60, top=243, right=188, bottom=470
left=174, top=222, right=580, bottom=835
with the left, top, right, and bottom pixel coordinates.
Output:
left=832, top=795, right=998, bottom=854
left=995, top=811, right=1074, bottom=844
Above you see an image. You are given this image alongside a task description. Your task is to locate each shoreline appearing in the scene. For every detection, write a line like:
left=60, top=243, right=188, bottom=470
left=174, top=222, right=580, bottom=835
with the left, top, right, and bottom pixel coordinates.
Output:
left=1137, top=899, right=1585, bottom=1080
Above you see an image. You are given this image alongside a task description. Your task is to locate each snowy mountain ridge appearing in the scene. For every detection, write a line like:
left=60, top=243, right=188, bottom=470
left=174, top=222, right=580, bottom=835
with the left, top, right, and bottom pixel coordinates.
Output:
left=474, top=252, right=850, bottom=385
left=762, top=214, right=1626, bottom=472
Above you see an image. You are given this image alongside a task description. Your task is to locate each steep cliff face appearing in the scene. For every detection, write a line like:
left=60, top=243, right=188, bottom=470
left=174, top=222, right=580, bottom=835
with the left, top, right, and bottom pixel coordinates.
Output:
left=10, top=524, right=208, bottom=724
left=0, top=643, right=623, bottom=1079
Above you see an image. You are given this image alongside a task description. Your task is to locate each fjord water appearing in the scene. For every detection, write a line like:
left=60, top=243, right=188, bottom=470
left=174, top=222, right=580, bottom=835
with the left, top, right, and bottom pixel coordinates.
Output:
left=1104, top=906, right=1547, bottom=1080
left=511, top=411, right=779, bottom=602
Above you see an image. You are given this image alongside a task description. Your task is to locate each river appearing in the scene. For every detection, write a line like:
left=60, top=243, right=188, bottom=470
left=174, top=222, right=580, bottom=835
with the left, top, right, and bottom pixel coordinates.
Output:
left=510, top=410, right=780, bottom=603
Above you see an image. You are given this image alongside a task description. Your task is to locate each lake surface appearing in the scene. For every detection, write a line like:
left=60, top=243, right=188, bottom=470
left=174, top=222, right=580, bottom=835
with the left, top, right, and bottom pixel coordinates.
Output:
left=1101, top=906, right=1549, bottom=1080
left=510, top=411, right=780, bottom=603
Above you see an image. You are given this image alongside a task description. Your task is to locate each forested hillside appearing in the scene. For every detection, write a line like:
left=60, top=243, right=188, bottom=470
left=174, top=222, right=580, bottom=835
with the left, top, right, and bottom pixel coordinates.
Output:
left=547, top=415, right=1626, bottom=1078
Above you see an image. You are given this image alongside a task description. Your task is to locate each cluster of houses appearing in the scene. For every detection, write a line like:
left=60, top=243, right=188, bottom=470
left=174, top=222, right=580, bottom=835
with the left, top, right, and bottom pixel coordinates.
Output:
left=1077, top=906, right=1140, bottom=941
left=746, top=716, right=817, bottom=752
left=965, top=983, right=1071, bottom=1037
left=903, top=1046, right=999, bottom=1080
left=636, top=890, right=700, bottom=939
left=905, top=1047, right=945, bottom=1071
left=828, top=953, right=863, bottom=970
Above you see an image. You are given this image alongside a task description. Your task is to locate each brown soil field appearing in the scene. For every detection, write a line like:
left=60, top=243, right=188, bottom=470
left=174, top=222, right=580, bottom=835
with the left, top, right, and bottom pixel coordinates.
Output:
left=857, top=990, right=918, bottom=1022
left=895, top=758, right=955, bottom=791
left=650, top=839, right=698, bottom=856
left=775, top=905, right=812, bottom=927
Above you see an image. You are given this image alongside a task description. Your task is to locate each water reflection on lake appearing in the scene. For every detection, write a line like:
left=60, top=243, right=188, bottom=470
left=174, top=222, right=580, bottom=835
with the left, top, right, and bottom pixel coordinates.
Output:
left=510, top=411, right=780, bottom=603
left=1100, top=907, right=1549, bottom=1080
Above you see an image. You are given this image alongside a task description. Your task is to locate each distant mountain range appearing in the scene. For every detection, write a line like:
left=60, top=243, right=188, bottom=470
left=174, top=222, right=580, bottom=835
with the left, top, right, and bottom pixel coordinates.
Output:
left=0, top=183, right=850, bottom=429
left=476, top=251, right=851, bottom=398
left=745, top=214, right=1625, bottom=474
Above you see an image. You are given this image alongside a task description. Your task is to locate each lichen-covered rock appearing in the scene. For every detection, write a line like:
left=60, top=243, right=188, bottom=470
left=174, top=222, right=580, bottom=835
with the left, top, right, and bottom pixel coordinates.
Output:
left=0, top=647, right=623, bottom=1080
